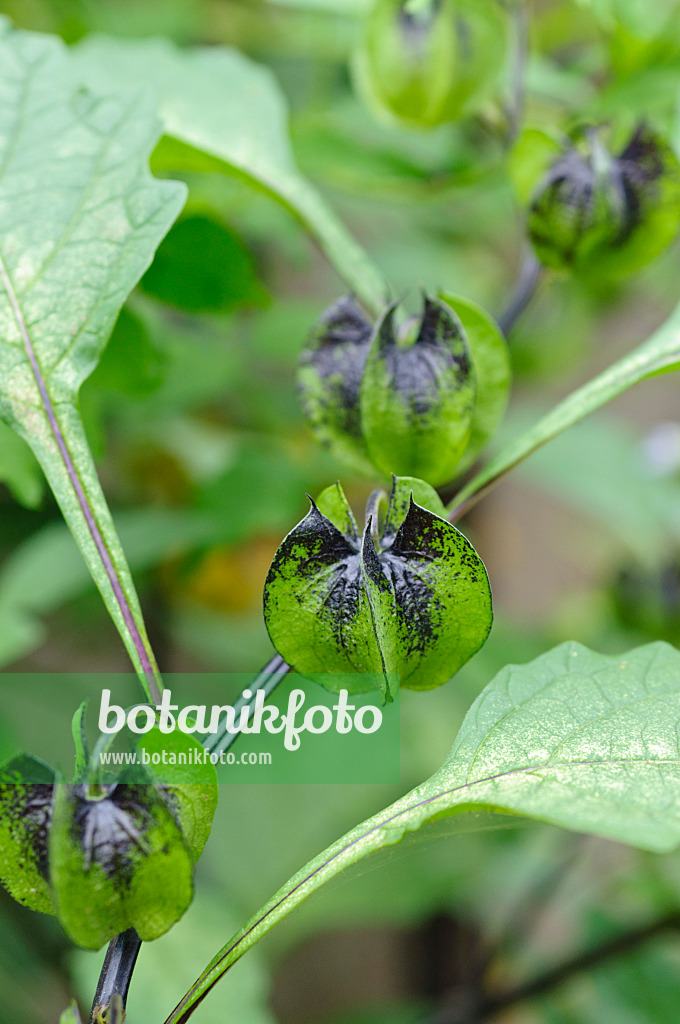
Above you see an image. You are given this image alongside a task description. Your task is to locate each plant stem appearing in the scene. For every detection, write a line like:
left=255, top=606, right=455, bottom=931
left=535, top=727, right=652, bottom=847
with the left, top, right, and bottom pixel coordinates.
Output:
left=425, top=912, right=680, bottom=1023
left=497, top=252, right=543, bottom=338
left=90, top=929, right=142, bottom=1023
left=447, top=294, right=680, bottom=522
left=290, top=186, right=389, bottom=320
left=202, top=653, right=290, bottom=756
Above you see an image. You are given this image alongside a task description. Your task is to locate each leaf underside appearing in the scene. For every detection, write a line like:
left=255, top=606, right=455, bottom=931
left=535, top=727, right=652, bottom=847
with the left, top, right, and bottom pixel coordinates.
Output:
left=0, top=20, right=186, bottom=690
left=164, top=640, right=680, bottom=1023
left=70, top=35, right=389, bottom=316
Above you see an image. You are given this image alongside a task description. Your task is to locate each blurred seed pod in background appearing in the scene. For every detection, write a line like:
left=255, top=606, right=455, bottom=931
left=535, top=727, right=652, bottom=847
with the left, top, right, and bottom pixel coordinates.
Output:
left=524, top=124, right=680, bottom=278
left=352, top=0, right=509, bottom=129
left=299, top=293, right=510, bottom=488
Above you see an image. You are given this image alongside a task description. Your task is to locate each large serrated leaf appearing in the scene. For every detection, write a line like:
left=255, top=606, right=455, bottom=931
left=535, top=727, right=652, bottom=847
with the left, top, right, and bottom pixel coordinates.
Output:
left=0, top=21, right=186, bottom=693
left=163, top=640, right=680, bottom=1023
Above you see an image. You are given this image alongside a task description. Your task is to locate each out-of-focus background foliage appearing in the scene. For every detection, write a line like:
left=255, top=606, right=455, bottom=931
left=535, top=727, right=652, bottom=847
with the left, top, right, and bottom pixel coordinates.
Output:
left=3, top=1, right=680, bottom=1022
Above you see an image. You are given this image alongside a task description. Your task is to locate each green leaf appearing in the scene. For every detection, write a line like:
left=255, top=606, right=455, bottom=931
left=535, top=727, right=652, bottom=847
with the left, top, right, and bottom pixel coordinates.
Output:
left=137, top=729, right=218, bottom=865
left=0, top=21, right=186, bottom=696
left=449, top=295, right=680, bottom=517
left=438, top=292, right=511, bottom=471
left=360, top=296, right=476, bottom=486
left=510, top=410, right=680, bottom=564
left=0, top=421, right=43, bottom=508
left=0, top=753, right=55, bottom=914
left=50, top=781, right=194, bottom=950
left=263, top=480, right=492, bottom=695
left=70, top=35, right=389, bottom=317
left=163, top=641, right=680, bottom=1023
left=140, top=215, right=265, bottom=313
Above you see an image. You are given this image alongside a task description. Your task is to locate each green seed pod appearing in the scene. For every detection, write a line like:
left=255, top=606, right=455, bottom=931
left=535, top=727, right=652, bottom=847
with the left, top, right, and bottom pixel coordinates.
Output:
left=49, top=781, right=194, bottom=949
left=299, top=293, right=509, bottom=486
left=353, top=0, right=508, bottom=129
left=527, top=125, right=680, bottom=278
left=298, top=296, right=374, bottom=476
left=263, top=477, right=492, bottom=697
left=360, top=295, right=476, bottom=486
left=0, top=726, right=217, bottom=949
left=0, top=754, right=55, bottom=914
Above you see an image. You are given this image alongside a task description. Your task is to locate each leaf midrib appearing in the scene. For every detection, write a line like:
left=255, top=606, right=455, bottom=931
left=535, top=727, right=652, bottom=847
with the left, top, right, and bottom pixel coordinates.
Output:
left=165, top=750, right=680, bottom=1023
left=0, top=245, right=158, bottom=692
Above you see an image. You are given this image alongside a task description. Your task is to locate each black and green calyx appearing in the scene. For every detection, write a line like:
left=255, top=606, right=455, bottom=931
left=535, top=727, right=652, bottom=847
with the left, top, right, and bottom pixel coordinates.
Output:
left=298, top=295, right=375, bottom=476
left=526, top=124, right=680, bottom=278
left=264, top=477, right=493, bottom=699
left=0, top=724, right=217, bottom=950
left=299, top=293, right=509, bottom=487
left=361, top=297, right=476, bottom=484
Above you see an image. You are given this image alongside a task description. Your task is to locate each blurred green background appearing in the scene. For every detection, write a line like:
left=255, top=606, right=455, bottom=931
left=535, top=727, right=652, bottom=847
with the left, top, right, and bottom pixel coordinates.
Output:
left=3, top=1, right=680, bottom=1022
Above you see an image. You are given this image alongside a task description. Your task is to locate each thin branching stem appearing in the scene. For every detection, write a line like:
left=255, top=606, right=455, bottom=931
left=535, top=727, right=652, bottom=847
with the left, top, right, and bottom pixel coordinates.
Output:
left=203, top=653, right=290, bottom=756
left=497, top=251, right=543, bottom=338
left=423, top=912, right=680, bottom=1024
